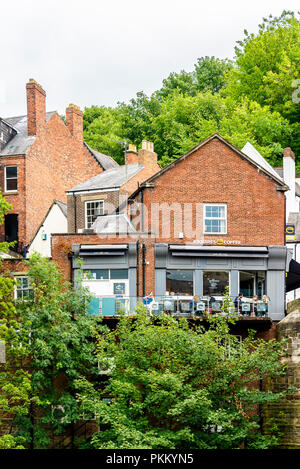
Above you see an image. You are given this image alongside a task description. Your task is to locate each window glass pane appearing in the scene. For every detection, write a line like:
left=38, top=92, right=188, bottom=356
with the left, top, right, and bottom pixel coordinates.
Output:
left=6, top=166, right=17, bottom=178
left=166, top=270, right=193, bottom=295
left=203, top=271, right=229, bottom=296
left=84, top=269, right=109, bottom=280
left=204, top=205, right=226, bottom=233
left=110, top=269, right=128, bottom=279
left=6, top=178, right=17, bottom=191
left=86, top=201, right=104, bottom=228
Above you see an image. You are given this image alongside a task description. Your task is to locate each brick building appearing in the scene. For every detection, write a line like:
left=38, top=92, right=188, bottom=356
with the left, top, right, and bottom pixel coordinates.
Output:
left=0, top=79, right=118, bottom=256
left=66, top=141, right=160, bottom=233
left=52, top=134, right=291, bottom=324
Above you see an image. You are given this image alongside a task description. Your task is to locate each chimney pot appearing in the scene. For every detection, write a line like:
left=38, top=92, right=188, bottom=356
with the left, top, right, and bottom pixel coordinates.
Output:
left=125, top=143, right=138, bottom=165
left=283, top=147, right=295, bottom=161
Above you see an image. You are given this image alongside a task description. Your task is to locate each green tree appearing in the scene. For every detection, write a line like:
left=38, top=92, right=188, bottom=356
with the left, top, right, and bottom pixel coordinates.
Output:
left=194, top=56, right=234, bottom=94
left=225, top=11, right=300, bottom=155
left=76, top=304, right=289, bottom=449
left=9, top=254, right=103, bottom=448
left=0, top=192, right=31, bottom=449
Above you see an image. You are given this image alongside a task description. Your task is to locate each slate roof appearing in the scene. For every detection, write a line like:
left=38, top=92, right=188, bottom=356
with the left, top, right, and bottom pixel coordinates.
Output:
left=91, top=213, right=137, bottom=234
left=84, top=143, right=119, bottom=170
left=54, top=199, right=67, bottom=217
left=67, top=163, right=144, bottom=193
left=0, top=112, right=56, bottom=156
left=0, top=114, right=118, bottom=171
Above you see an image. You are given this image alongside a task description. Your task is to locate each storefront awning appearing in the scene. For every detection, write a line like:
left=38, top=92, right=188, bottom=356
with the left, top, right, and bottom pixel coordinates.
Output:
left=74, top=244, right=128, bottom=256
left=169, top=245, right=269, bottom=258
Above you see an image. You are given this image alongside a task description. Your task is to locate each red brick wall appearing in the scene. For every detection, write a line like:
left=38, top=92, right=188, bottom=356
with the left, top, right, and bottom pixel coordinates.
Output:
left=23, top=113, right=103, bottom=245
left=136, top=138, right=285, bottom=245
left=51, top=233, right=155, bottom=298
left=0, top=156, right=26, bottom=244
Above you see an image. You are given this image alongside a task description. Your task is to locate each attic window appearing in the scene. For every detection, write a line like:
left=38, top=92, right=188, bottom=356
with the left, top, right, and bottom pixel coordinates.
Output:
left=5, top=166, right=18, bottom=192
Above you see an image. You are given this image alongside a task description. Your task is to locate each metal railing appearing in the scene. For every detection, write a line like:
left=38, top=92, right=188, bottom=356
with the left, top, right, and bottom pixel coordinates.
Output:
left=86, top=295, right=269, bottom=318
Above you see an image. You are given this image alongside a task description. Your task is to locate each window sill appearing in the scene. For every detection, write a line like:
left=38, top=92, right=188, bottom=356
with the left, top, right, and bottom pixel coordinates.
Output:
left=3, top=191, right=19, bottom=195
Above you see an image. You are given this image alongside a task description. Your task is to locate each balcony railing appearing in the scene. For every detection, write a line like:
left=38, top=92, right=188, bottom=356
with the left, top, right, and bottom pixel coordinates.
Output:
left=86, top=295, right=269, bottom=319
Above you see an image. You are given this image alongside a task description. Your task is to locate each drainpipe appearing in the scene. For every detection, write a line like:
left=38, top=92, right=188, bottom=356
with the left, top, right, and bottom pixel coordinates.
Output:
left=141, top=190, right=144, bottom=232
left=142, top=244, right=146, bottom=297
left=68, top=253, right=73, bottom=285
left=136, top=240, right=140, bottom=299
left=73, top=193, right=77, bottom=233
left=295, top=243, right=297, bottom=300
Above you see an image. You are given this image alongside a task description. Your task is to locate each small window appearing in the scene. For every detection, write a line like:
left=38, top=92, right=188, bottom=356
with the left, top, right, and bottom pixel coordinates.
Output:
left=15, top=276, right=33, bottom=301
left=85, top=200, right=104, bottom=229
left=83, top=269, right=109, bottom=280
left=204, top=204, right=227, bottom=234
left=5, top=166, right=18, bottom=192
left=110, top=269, right=128, bottom=280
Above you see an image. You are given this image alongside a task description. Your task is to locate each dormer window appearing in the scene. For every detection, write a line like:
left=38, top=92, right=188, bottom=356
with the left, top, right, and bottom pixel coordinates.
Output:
left=5, top=166, right=18, bottom=192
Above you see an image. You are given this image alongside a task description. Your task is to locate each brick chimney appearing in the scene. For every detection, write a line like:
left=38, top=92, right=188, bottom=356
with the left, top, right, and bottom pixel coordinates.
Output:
left=125, top=144, right=138, bottom=164
left=138, top=140, right=158, bottom=170
left=66, top=104, right=83, bottom=143
left=26, top=79, right=46, bottom=136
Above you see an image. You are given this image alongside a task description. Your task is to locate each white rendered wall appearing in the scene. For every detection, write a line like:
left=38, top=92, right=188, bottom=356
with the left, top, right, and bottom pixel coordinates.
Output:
left=284, top=156, right=297, bottom=220
left=28, top=204, right=67, bottom=258
left=286, top=243, right=300, bottom=303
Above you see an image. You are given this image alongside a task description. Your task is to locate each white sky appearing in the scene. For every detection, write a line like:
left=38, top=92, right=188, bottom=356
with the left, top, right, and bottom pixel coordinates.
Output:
left=0, top=0, right=298, bottom=117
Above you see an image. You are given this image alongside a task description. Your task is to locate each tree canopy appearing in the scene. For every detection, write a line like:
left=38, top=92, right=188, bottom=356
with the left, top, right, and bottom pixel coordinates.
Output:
left=83, top=10, right=300, bottom=168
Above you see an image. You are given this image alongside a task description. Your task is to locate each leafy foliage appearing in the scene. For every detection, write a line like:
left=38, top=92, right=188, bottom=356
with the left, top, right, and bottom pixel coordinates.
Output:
left=1, top=254, right=105, bottom=448
left=76, top=299, right=289, bottom=449
left=83, top=11, right=299, bottom=169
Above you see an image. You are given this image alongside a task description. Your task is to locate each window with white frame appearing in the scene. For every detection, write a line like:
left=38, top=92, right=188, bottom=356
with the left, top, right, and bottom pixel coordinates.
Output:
left=14, top=276, right=33, bottom=301
left=85, top=200, right=104, bottom=229
left=204, top=204, right=227, bottom=234
left=5, top=166, right=18, bottom=192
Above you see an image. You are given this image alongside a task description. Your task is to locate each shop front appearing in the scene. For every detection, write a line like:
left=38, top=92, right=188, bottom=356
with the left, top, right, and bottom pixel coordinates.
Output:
left=155, top=244, right=287, bottom=321
left=72, top=243, right=138, bottom=316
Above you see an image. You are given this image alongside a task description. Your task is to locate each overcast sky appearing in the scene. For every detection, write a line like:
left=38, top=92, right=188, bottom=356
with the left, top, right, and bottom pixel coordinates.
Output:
left=0, top=0, right=298, bottom=117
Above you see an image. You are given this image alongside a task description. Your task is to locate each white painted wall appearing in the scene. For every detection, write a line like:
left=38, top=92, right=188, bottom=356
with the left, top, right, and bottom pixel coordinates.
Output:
left=284, top=155, right=297, bottom=220
left=286, top=243, right=300, bottom=303
left=28, top=204, right=67, bottom=258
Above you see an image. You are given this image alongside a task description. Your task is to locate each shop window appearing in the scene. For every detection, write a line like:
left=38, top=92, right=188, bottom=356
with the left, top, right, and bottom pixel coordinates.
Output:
left=203, top=271, right=229, bottom=297
left=85, top=200, right=104, bottom=229
left=204, top=204, right=227, bottom=234
left=5, top=166, right=18, bottom=192
left=166, top=270, right=193, bottom=296
left=15, top=276, right=33, bottom=301
left=239, top=271, right=265, bottom=299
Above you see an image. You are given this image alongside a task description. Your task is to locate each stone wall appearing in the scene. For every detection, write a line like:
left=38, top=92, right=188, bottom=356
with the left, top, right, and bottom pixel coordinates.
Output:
left=264, top=310, right=300, bottom=448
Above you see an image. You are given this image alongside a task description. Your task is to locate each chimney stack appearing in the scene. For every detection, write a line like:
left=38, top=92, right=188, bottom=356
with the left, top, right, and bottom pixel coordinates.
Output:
left=26, top=79, right=46, bottom=136
left=66, top=104, right=83, bottom=143
left=283, top=147, right=296, bottom=220
left=138, top=140, right=158, bottom=170
left=125, top=144, right=138, bottom=164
